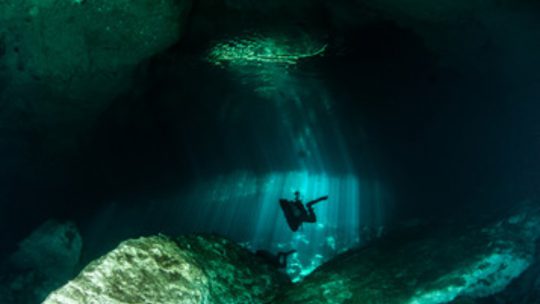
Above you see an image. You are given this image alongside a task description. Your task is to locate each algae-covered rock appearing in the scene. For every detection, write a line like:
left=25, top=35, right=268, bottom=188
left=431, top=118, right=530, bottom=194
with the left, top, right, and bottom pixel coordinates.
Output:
left=44, top=234, right=290, bottom=304
left=274, top=203, right=540, bottom=304
left=479, top=239, right=540, bottom=303
left=449, top=298, right=477, bottom=304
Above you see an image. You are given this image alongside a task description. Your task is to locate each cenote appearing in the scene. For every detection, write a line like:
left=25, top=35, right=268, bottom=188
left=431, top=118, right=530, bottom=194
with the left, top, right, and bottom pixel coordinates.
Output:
left=1, top=1, right=540, bottom=303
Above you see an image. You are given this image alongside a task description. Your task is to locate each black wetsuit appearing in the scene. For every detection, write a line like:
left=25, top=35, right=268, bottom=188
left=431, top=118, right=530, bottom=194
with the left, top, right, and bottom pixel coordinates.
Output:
left=280, top=195, right=328, bottom=231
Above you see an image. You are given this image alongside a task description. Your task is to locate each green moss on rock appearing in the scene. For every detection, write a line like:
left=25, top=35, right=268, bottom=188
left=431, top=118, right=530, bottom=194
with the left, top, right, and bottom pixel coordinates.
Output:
left=44, top=234, right=290, bottom=304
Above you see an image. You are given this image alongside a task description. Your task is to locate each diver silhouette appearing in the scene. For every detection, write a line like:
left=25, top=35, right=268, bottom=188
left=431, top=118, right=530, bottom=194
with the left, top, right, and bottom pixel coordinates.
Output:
left=256, top=249, right=297, bottom=268
left=279, top=191, right=328, bottom=231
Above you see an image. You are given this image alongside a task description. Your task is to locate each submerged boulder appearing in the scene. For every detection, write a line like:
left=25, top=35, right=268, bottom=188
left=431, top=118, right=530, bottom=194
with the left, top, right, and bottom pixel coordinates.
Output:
left=0, top=220, right=82, bottom=304
left=44, top=234, right=290, bottom=304
left=274, top=202, right=540, bottom=304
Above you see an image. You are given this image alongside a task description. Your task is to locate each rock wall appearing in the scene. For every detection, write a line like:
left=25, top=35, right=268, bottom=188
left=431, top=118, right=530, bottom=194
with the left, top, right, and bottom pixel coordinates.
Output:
left=0, top=0, right=192, bottom=170
left=0, top=220, right=82, bottom=304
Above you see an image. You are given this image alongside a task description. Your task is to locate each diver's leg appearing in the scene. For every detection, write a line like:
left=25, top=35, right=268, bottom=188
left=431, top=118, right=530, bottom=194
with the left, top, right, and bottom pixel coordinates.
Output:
left=280, top=253, right=289, bottom=268
left=283, top=250, right=296, bottom=266
left=277, top=253, right=286, bottom=268
left=304, top=206, right=317, bottom=223
left=306, top=196, right=328, bottom=208
left=277, top=250, right=296, bottom=268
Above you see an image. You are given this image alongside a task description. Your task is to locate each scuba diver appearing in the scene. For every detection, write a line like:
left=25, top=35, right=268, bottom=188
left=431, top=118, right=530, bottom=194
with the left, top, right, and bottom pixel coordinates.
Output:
left=279, top=191, right=328, bottom=231
left=256, top=249, right=297, bottom=269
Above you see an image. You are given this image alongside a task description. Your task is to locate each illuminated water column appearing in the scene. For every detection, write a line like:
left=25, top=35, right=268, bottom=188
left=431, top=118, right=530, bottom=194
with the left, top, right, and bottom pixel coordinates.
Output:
left=181, top=170, right=387, bottom=282
left=175, top=31, right=391, bottom=281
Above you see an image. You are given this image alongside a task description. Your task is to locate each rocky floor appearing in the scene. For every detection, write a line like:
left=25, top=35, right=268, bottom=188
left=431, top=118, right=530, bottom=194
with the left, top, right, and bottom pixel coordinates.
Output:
left=35, top=202, right=540, bottom=304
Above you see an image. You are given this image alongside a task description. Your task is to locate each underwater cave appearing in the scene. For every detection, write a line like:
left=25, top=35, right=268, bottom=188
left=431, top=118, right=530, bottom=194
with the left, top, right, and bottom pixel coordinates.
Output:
left=1, top=0, right=540, bottom=303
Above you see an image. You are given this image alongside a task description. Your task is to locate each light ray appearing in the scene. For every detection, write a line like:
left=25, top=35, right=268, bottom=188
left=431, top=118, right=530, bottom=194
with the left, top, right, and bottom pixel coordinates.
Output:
left=180, top=170, right=387, bottom=282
